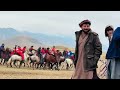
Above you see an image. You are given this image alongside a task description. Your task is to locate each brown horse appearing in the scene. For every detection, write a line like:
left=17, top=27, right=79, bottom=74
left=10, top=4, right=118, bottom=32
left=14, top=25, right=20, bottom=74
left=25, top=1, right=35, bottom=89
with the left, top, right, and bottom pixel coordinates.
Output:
left=0, top=48, right=11, bottom=65
left=2, top=48, right=11, bottom=65
left=44, top=53, right=59, bottom=70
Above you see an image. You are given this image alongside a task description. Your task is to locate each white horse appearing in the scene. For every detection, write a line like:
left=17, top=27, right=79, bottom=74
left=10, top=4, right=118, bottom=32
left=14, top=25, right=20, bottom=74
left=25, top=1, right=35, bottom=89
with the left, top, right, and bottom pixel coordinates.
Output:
left=7, top=54, right=21, bottom=67
left=29, top=51, right=41, bottom=70
left=7, top=51, right=30, bottom=68
left=59, top=58, right=74, bottom=70
left=65, top=58, right=74, bottom=70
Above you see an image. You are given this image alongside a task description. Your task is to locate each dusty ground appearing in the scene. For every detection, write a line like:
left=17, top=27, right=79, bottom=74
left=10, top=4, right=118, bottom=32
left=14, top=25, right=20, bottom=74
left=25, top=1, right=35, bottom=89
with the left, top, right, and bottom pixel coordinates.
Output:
left=0, top=65, right=74, bottom=79
left=0, top=52, right=107, bottom=79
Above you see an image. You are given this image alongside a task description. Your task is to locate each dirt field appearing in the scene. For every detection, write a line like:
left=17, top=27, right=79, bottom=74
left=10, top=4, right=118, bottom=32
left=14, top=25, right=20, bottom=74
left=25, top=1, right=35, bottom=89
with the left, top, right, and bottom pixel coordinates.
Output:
left=0, top=52, right=107, bottom=79
left=0, top=65, right=74, bottom=79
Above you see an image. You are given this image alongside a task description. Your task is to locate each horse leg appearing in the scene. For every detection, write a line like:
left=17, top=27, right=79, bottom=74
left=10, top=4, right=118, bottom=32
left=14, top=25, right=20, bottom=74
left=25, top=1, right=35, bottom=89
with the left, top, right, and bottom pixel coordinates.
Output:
left=43, top=62, right=46, bottom=70
left=49, top=63, right=52, bottom=70
left=3, top=59, right=6, bottom=65
left=48, top=63, right=50, bottom=69
left=23, top=62, right=25, bottom=67
left=0, top=58, right=2, bottom=64
left=27, top=60, right=30, bottom=68
left=35, top=63, right=37, bottom=69
left=37, top=63, right=40, bottom=69
left=10, top=62, right=12, bottom=67
left=40, top=63, right=43, bottom=69
left=13, top=60, right=17, bottom=67
left=6, top=61, right=9, bottom=67
left=1, top=58, right=3, bottom=65
left=57, top=62, right=60, bottom=71
left=42, top=63, right=44, bottom=68
left=19, top=61, right=23, bottom=68
left=40, top=63, right=44, bottom=69
left=70, top=64, right=73, bottom=69
left=29, top=62, right=31, bottom=67
left=32, top=62, right=34, bottom=70
left=66, top=63, right=69, bottom=70
left=50, top=63, right=52, bottom=70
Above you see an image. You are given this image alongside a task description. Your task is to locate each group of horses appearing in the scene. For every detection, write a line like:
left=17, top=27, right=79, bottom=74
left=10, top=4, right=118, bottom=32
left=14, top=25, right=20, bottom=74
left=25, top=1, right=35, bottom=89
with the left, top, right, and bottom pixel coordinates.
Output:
left=0, top=48, right=74, bottom=70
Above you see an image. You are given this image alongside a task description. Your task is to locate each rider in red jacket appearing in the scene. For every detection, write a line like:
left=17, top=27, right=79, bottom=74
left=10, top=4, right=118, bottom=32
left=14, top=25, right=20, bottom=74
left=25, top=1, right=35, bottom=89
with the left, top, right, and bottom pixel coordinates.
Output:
left=11, top=45, right=17, bottom=56
left=22, top=46, right=26, bottom=53
left=16, top=46, right=24, bottom=60
left=51, top=46, right=56, bottom=54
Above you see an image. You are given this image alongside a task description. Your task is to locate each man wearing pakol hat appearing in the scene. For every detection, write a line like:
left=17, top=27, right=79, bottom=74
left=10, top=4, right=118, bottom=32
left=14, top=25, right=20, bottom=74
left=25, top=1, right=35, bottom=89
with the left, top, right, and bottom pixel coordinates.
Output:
left=71, top=20, right=102, bottom=79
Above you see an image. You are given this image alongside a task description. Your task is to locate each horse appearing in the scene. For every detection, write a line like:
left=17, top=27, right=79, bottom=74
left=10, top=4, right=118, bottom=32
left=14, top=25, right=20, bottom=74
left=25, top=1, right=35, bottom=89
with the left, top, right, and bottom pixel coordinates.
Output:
left=6, top=51, right=30, bottom=68
left=57, top=56, right=66, bottom=70
left=28, top=51, right=41, bottom=70
left=2, top=48, right=11, bottom=65
left=7, top=54, right=22, bottom=67
left=43, top=51, right=64, bottom=70
left=23, top=51, right=31, bottom=67
left=44, top=53, right=59, bottom=70
left=64, top=58, right=74, bottom=70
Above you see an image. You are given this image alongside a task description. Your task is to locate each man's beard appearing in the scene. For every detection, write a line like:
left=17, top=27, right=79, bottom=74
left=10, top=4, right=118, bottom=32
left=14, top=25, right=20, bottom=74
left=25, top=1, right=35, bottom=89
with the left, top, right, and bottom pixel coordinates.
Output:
left=82, top=29, right=90, bottom=34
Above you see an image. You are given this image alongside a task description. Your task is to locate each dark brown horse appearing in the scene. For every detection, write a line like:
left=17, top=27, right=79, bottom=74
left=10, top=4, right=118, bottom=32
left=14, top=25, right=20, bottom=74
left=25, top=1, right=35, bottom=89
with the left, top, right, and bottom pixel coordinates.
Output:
left=44, top=53, right=59, bottom=70
left=3, top=48, right=11, bottom=65
left=0, top=48, right=11, bottom=65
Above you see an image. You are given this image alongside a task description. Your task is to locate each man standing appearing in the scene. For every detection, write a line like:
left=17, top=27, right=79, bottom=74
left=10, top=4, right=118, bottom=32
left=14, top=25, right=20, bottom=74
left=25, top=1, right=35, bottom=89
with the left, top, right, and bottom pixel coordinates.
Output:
left=106, top=27, right=120, bottom=79
left=104, top=26, right=114, bottom=79
left=71, top=20, right=102, bottom=79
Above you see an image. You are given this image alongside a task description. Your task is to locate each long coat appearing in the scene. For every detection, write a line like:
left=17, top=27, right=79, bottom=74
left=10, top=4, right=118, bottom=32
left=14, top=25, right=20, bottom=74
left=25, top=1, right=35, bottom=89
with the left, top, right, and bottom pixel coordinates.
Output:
left=74, top=30, right=102, bottom=71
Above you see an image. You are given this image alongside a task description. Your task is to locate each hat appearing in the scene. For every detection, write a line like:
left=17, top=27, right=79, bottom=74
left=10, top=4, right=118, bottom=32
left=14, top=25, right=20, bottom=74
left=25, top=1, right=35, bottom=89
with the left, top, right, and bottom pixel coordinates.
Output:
left=79, top=20, right=91, bottom=27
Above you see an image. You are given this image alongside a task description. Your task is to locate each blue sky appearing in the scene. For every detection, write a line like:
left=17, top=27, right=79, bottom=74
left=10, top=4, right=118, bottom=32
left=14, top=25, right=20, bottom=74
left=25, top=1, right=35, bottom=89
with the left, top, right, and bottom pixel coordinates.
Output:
left=0, top=11, right=120, bottom=52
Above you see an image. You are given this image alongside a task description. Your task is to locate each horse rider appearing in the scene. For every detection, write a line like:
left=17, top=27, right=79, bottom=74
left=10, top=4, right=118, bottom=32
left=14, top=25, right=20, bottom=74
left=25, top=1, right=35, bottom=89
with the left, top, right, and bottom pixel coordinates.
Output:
left=11, top=45, right=17, bottom=56
left=68, top=51, right=72, bottom=58
left=37, top=47, right=42, bottom=59
left=0, top=44, right=5, bottom=58
left=16, top=46, right=24, bottom=61
left=29, top=46, right=36, bottom=56
left=46, top=47, right=52, bottom=55
left=41, top=47, right=46, bottom=58
left=51, top=46, right=56, bottom=56
left=63, top=49, right=68, bottom=59
left=22, top=46, right=26, bottom=53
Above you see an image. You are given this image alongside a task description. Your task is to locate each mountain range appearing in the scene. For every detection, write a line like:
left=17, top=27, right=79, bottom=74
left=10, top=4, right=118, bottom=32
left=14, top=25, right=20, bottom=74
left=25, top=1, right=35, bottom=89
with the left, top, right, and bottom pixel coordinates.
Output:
left=0, top=28, right=107, bottom=52
left=0, top=28, right=75, bottom=49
